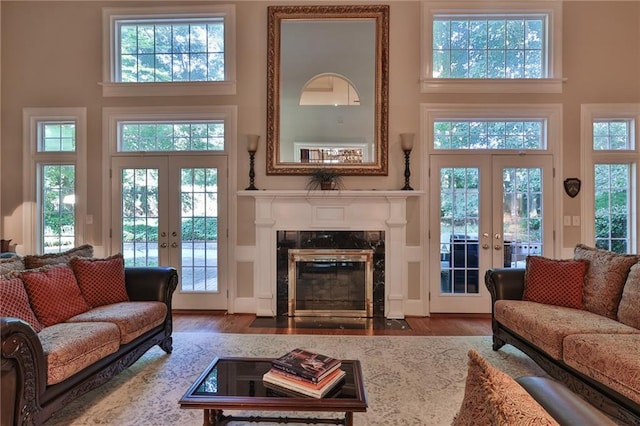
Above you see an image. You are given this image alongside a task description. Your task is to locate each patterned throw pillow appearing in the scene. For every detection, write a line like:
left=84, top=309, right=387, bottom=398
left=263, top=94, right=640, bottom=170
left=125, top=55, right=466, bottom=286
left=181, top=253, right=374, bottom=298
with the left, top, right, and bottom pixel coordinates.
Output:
left=23, top=244, right=94, bottom=269
left=0, top=277, right=44, bottom=332
left=617, top=262, right=640, bottom=329
left=20, top=265, right=90, bottom=327
left=523, top=256, right=587, bottom=309
left=0, top=256, right=25, bottom=276
left=69, top=254, right=129, bottom=308
left=452, top=349, right=559, bottom=426
left=573, top=244, right=639, bottom=319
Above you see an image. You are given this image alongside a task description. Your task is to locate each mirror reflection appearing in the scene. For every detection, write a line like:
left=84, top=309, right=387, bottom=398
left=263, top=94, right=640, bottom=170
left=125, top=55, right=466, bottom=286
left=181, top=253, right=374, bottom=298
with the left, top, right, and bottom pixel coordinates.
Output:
left=267, top=5, right=389, bottom=175
left=299, top=74, right=360, bottom=106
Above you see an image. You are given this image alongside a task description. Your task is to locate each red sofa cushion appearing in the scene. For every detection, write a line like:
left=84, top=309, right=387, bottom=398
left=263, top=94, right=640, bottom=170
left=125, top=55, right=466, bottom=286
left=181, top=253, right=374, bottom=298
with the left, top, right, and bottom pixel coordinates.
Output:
left=0, top=277, right=44, bottom=332
left=523, top=256, right=587, bottom=309
left=70, top=254, right=129, bottom=308
left=21, top=265, right=90, bottom=327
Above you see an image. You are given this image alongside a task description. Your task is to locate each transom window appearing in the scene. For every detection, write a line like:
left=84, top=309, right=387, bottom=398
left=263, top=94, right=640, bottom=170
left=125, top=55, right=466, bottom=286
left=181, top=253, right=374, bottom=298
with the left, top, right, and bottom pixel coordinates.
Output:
left=433, top=16, right=546, bottom=79
left=117, top=19, right=224, bottom=83
left=102, top=5, right=236, bottom=97
left=421, top=2, right=563, bottom=93
left=119, top=121, right=225, bottom=152
left=433, top=119, right=545, bottom=150
left=593, top=119, right=634, bottom=150
left=39, top=122, right=76, bottom=152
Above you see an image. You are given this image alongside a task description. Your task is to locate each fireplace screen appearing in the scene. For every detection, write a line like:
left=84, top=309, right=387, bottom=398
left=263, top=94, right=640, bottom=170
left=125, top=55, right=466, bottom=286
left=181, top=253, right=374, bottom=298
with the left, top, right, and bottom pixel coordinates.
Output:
left=288, top=249, right=374, bottom=317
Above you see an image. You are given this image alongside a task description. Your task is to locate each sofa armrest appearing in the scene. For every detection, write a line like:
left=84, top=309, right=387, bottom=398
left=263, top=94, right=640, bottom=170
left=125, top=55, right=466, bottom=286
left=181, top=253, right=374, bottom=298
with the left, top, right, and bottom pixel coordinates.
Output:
left=484, top=268, right=526, bottom=302
left=124, top=267, right=178, bottom=304
left=1, top=317, right=48, bottom=419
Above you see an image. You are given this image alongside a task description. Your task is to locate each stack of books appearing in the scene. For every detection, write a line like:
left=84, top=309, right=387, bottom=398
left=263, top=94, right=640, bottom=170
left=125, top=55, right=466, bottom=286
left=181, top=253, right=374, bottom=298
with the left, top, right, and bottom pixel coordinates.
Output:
left=263, top=348, right=346, bottom=398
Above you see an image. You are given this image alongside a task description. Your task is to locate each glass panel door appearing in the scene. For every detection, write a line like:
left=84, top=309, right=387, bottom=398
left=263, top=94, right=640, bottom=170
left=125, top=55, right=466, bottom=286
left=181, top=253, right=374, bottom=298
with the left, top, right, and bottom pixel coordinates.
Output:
left=430, top=154, right=553, bottom=313
left=112, top=156, right=227, bottom=310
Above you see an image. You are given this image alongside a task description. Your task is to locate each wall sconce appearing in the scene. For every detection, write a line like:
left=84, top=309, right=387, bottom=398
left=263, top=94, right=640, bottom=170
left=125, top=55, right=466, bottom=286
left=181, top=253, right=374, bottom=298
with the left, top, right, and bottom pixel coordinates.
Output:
left=400, top=133, right=414, bottom=190
left=246, top=135, right=260, bottom=190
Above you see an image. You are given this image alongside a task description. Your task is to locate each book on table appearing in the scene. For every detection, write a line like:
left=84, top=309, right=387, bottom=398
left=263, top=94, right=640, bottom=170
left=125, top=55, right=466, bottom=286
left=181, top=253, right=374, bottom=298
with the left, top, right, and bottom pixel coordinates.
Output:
left=263, top=367, right=346, bottom=399
left=271, top=347, right=342, bottom=384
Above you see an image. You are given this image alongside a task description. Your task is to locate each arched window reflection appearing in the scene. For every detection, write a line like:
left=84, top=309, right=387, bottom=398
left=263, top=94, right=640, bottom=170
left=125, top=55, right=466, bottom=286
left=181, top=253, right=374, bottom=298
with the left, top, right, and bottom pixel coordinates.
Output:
left=299, top=73, right=360, bottom=106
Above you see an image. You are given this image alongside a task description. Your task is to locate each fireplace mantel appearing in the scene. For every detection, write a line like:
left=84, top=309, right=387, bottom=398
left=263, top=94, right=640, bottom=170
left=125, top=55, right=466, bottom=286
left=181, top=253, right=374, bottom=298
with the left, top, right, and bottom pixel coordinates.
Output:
left=238, top=190, right=423, bottom=319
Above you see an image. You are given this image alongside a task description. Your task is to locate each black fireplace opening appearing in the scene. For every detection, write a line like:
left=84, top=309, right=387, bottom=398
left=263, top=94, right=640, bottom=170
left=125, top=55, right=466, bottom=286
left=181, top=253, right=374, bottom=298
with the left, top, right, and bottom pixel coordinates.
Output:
left=276, top=231, right=385, bottom=318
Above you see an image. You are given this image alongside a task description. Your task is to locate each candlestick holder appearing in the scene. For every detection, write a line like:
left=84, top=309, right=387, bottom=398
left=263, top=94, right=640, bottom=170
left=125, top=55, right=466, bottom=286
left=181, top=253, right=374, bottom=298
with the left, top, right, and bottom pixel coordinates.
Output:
left=400, top=133, right=414, bottom=190
left=245, top=135, right=260, bottom=190
left=246, top=150, right=258, bottom=190
left=402, top=149, right=413, bottom=190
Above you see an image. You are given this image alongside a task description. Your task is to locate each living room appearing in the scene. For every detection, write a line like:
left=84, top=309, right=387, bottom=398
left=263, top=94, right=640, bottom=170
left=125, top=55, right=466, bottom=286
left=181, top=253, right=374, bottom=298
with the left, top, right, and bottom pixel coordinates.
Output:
left=1, top=0, right=639, bottom=424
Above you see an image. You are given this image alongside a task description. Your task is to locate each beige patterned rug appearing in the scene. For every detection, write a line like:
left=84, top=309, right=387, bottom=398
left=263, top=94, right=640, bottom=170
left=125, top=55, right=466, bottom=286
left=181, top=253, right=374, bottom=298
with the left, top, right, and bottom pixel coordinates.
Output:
left=46, top=333, right=547, bottom=426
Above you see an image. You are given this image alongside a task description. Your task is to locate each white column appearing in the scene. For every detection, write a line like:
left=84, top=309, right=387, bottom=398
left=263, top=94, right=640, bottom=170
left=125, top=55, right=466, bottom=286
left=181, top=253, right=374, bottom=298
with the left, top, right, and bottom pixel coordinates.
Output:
left=254, top=196, right=276, bottom=316
left=385, top=196, right=408, bottom=319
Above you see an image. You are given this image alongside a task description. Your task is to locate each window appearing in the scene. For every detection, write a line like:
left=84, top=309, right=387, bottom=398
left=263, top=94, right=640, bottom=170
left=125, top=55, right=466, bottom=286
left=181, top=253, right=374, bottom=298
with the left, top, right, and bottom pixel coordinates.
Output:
left=23, top=108, right=87, bottom=254
left=423, top=104, right=561, bottom=154
left=433, top=16, right=545, bottom=79
left=102, top=5, right=236, bottom=97
left=581, top=104, right=639, bottom=254
left=421, top=2, right=563, bottom=93
left=119, top=121, right=225, bottom=152
left=433, top=119, right=545, bottom=150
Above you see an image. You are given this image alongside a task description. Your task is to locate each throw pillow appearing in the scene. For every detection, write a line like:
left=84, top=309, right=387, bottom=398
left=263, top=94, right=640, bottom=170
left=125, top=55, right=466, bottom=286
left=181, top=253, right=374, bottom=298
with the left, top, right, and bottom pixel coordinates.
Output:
left=70, top=254, right=129, bottom=308
left=523, top=256, right=587, bottom=309
left=617, top=262, right=640, bottom=329
left=0, top=256, right=25, bottom=276
left=20, top=265, right=90, bottom=327
left=573, top=244, right=639, bottom=319
left=23, top=244, right=94, bottom=269
left=0, top=277, right=44, bottom=332
left=452, top=349, right=559, bottom=426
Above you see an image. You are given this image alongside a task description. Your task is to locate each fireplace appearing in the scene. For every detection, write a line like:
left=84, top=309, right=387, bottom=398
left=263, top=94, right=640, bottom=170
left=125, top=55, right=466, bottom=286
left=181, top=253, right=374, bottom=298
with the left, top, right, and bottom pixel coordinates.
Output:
left=277, top=231, right=385, bottom=318
left=288, top=249, right=374, bottom=317
left=239, top=190, right=420, bottom=319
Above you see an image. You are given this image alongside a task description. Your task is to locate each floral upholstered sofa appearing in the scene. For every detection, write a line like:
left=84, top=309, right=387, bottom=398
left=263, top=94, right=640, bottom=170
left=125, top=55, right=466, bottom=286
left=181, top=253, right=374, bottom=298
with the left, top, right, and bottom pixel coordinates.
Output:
left=485, top=244, right=640, bottom=424
left=1, top=245, right=178, bottom=425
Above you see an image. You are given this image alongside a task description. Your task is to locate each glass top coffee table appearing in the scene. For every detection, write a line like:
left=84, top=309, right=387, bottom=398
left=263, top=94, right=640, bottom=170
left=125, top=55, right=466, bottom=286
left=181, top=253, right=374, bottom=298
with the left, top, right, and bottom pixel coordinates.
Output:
left=179, top=357, right=367, bottom=426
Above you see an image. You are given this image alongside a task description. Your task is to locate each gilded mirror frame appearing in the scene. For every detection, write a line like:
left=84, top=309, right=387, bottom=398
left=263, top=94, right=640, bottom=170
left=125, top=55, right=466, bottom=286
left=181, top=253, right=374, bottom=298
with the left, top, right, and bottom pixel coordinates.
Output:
left=266, top=5, right=389, bottom=175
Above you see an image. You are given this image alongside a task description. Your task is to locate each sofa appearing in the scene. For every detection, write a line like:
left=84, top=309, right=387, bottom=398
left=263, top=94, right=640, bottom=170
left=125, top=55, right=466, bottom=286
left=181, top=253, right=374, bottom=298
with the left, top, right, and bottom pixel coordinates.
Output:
left=1, top=246, right=178, bottom=425
left=485, top=244, right=640, bottom=424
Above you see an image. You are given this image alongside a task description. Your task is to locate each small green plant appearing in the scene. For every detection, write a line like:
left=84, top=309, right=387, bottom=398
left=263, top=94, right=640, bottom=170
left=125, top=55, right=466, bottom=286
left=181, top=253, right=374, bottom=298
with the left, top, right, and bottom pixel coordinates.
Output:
left=306, top=168, right=344, bottom=190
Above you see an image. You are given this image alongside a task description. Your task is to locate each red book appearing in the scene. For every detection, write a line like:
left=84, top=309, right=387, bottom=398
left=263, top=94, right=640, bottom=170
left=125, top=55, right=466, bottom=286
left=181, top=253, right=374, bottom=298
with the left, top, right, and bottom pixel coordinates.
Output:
left=271, top=348, right=342, bottom=384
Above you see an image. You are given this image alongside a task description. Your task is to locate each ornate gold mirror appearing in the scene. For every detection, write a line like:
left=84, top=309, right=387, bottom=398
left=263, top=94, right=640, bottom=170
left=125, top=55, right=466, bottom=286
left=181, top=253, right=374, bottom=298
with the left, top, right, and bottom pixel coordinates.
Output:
left=267, top=5, right=389, bottom=175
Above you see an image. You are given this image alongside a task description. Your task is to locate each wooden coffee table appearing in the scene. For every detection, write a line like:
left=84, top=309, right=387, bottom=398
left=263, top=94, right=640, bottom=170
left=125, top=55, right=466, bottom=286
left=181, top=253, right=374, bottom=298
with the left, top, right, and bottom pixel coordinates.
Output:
left=179, top=357, right=367, bottom=426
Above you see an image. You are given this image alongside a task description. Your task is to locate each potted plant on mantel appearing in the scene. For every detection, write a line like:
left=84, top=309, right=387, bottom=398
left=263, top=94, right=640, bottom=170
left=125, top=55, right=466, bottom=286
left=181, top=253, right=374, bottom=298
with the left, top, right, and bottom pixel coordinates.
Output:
left=306, top=168, right=344, bottom=191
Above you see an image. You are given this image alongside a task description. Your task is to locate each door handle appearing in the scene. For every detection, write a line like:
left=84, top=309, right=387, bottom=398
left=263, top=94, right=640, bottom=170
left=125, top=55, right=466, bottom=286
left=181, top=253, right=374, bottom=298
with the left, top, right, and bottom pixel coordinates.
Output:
left=494, top=244, right=502, bottom=250
left=482, top=243, right=490, bottom=249
left=160, top=242, right=167, bottom=248
left=171, top=242, right=178, bottom=248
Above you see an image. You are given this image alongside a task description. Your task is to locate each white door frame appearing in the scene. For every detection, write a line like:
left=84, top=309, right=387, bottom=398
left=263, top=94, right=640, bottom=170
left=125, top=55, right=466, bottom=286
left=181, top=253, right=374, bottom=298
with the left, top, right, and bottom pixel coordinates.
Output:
left=111, top=155, right=228, bottom=310
left=428, top=154, right=555, bottom=313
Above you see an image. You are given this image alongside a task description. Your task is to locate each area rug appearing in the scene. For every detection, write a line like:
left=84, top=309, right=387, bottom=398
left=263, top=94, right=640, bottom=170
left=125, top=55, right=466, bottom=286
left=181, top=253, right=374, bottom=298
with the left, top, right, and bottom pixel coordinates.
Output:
left=46, top=333, right=548, bottom=426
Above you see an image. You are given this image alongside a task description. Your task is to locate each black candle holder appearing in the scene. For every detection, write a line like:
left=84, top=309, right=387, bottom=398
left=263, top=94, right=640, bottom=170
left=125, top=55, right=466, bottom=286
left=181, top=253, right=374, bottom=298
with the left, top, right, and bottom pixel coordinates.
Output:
left=246, top=151, right=258, bottom=190
left=402, top=149, right=413, bottom=190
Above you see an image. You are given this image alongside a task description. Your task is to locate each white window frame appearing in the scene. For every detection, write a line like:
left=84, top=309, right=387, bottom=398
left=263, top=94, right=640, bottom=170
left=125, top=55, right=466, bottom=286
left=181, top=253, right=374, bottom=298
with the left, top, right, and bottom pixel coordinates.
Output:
left=23, top=108, right=87, bottom=254
left=581, top=104, right=640, bottom=253
left=421, top=1, right=563, bottom=94
left=101, top=105, right=238, bottom=256
left=420, top=103, right=564, bottom=254
left=101, top=5, right=237, bottom=97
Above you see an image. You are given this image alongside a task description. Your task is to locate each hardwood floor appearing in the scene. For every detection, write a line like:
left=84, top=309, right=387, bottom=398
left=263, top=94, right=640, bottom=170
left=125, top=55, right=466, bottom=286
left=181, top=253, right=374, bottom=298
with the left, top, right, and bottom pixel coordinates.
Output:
left=172, top=311, right=492, bottom=336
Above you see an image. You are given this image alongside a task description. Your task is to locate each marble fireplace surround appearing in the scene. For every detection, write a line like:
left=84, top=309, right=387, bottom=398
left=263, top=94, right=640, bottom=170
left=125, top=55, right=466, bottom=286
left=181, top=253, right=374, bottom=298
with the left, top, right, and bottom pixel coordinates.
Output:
left=239, top=190, right=419, bottom=319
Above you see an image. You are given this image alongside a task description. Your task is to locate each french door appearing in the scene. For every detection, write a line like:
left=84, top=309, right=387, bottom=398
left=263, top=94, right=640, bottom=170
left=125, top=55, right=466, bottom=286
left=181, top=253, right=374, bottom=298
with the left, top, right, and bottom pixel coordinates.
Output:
left=111, top=155, right=228, bottom=310
left=429, top=154, right=554, bottom=313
